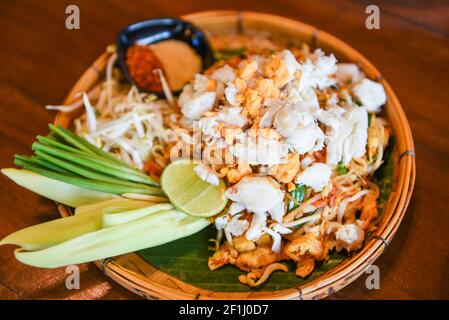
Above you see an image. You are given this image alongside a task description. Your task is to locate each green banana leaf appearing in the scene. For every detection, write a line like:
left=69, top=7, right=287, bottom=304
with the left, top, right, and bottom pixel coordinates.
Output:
left=139, top=225, right=347, bottom=292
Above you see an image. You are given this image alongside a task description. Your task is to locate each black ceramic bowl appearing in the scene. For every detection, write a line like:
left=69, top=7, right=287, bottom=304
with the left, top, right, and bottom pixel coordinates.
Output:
left=116, top=18, right=215, bottom=96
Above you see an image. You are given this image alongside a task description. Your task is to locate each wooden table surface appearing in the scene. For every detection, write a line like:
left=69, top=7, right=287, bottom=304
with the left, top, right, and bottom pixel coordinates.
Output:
left=0, top=0, right=448, bottom=300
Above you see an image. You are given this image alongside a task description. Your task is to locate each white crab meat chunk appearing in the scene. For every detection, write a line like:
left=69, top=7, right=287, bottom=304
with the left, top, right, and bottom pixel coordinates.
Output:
left=281, top=49, right=301, bottom=83
left=298, top=49, right=337, bottom=91
left=345, top=106, right=369, bottom=160
left=336, top=63, right=362, bottom=84
left=246, top=212, right=267, bottom=241
left=224, top=83, right=239, bottom=107
left=300, top=156, right=313, bottom=169
left=274, top=106, right=314, bottom=138
left=263, top=223, right=292, bottom=253
left=193, top=164, right=220, bottom=186
left=177, top=83, right=194, bottom=107
left=229, top=136, right=289, bottom=165
left=193, top=74, right=211, bottom=94
left=284, top=86, right=320, bottom=113
left=318, top=106, right=368, bottom=165
left=335, top=223, right=365, bottom=251
left=274, top=106, right=324, bottom=154
left=268, top=200, right=286, bottom=223
left=260, top=98, right=283, bottom=128
left=198, top=106, right=247, bottom=138
left=287, top=126, right=324, bottom=155
left=225, top=176, right=285, bottom=215
left=180, top=91, right=216, bottom=120
left=215, top=215, right=228, bottom=230
left=211, top=64, right=236, bottom=83
left=215, top=213, right=250, bottom=245
left=296, top=88, right=321, bottom=112
left=229, top=202, right=246, bottom=216
left=198, top=116, right=221, bottom=138
left=316, top=106, right=346, bottom=129
left=296, top=163, right=332, bottom=192
left=217, top=106, right=247, bottom=127
left=352, top=79, right=387, bottom=113
left=225, top=214, right=250, bottom=244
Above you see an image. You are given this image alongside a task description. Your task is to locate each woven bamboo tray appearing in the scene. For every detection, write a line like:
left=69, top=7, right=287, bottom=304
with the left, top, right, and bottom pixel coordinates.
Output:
left=54, top=11, right=415, bottom=300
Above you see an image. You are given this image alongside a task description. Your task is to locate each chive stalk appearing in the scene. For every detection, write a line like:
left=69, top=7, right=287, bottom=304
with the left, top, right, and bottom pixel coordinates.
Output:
left=36, top=135, right=87, bottom=155
left=47, top=124, right=97, bottom=156
left=49, top=124, right=124, bottom=165
left=19, top=162, right=164, bottom=196
left=32, top=142, right=156, bottom=186
left=14, top=124, right=162, bottom=197
left=31, top=155, right=76, bottom=175
left=34, top=151, right=153, bottom=189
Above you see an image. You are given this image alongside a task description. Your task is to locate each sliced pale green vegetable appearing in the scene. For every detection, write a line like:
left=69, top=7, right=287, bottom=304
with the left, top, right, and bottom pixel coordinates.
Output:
left=102, top=203, right=172, bottom=227
left=121, top=193, right=167, bottom=203
left=0, top=201, right=172, bottom=252
left=161, top=159, right=228, bottom=217
left=1, top=168, right=117, bottom=207
left=0, top=211, right=103, bottom=251
left=14, top=210, right=210, bottom=268
left=75, top=198, right=152, bottom=215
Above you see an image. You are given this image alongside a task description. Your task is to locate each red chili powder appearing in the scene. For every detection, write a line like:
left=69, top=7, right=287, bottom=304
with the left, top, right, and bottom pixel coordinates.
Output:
left=126, top=45, right=165, bottom=92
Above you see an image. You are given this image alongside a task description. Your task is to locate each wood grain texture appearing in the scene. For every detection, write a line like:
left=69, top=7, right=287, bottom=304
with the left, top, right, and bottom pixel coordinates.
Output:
left=0, top=0, right=447, bottom=299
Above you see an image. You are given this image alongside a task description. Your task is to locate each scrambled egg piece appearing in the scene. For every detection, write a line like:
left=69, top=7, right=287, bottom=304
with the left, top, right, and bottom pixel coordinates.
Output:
left=268, top=153, right=300, bottom=183
left=284, top=233, right=324, bottom=261
left=208, top=242, right=239, bottom=270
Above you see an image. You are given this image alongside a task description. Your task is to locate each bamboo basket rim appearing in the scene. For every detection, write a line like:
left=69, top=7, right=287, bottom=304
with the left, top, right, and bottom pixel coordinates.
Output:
left=55, top=10, right=415, bottom=300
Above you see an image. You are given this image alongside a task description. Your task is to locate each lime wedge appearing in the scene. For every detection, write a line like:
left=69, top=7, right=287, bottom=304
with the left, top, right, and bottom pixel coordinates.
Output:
left=160, top=159, right=227, bottom=217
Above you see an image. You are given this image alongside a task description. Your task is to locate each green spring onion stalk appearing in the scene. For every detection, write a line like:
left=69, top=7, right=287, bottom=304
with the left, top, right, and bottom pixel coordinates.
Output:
left=31, top=142, right=156, bottom=186
left=17, top=161, right=163, bottom=196
left=31, top=155, right=76, bottom=175
left=49, top=124, right=124, bottom=165
left=47, top=124, right=98, bottom=157
left=15, top=155, right=73, bottom=176
left=11, top=125, right=162, bottom=198
left=36, top=135, right=88, bottom=155
left=33, top=150, right=154, bottom=189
